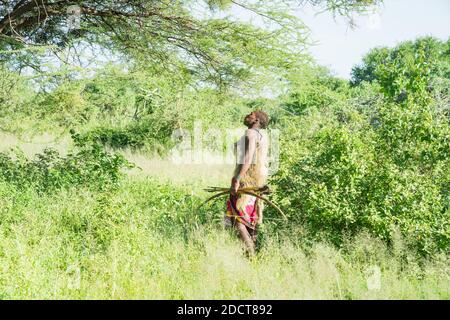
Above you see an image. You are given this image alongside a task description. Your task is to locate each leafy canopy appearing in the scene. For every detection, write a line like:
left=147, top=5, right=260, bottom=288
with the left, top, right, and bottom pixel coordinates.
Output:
left=1, top=0, right=381, bottom=87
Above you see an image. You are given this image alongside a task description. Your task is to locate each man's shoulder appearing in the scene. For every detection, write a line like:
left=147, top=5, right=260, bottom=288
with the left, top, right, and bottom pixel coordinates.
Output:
left=245, top=128, right=260, bottom=139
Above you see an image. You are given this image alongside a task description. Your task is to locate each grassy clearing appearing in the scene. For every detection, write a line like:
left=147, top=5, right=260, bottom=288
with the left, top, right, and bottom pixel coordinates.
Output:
left=0, top=132, right=233, bottom=188
left=121, top=149, right=234, bottom=187
left=0, top=132, right=71, bottom=157
left=0, top=177, right=448, bottom=299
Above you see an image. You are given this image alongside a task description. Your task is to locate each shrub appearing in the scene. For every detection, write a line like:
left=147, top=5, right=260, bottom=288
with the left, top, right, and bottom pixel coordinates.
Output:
left=272, top=38, right=449, bottom=255
left=0, top=131, right=134, bottom=192
left=76, top=116, right=177, bottom=155
left=272, top=114, right=449, bottom=255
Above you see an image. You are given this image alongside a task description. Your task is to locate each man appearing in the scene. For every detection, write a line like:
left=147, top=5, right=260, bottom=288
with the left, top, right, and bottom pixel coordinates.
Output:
left=225, top=110, right=269, bottom=256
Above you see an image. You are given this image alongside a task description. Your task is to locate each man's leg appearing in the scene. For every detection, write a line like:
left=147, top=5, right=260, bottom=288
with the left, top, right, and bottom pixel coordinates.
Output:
left=257, top=200, right=264, bottom=225
left=253, top=200, right=264, bottom=248
left=250, top=226, right=258, bottom=249
left=235, top=221, right=256, bottom=256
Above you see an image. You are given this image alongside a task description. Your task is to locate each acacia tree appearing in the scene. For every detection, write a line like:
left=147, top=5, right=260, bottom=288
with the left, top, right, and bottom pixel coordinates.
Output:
left=0, top=0, right=381, bottom=87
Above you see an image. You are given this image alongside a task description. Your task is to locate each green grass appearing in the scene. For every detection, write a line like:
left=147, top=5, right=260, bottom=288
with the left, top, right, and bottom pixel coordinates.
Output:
left=0, top=177, right=448, bottom=299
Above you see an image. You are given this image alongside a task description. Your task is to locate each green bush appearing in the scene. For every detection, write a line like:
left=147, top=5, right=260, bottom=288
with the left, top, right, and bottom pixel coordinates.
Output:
left=273, top=119, right=448, bottom=254
left=351, top=37, right=450, bottom=105
left=282, top=72, right=349, bottom=116
left=76, top=114, right=177, bottom=155
left=272, top=38, right=449, bottom=255
left=0, top=132, right=133, bottom=193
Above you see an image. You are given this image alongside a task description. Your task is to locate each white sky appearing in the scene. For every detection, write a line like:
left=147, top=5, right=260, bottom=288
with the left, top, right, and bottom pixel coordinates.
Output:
left=224, top=0, right=450, bottom=79
left=295, top=0, right=450, bottom=79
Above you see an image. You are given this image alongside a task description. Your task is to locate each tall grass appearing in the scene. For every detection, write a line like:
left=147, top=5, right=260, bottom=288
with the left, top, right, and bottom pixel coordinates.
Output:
left=0, top=178, right=448, bottom=299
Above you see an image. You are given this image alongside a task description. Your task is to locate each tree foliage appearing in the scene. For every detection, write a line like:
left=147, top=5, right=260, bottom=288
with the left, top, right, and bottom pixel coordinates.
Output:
left=351, top=37, right=450, bottom=104
left=272, top=37, right=449, bottom=255
left=0, top=0, right=381, bottom=87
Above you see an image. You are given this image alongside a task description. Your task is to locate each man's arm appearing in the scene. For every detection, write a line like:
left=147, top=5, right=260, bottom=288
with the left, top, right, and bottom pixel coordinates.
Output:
left=231, top=130, right=257, bottom=194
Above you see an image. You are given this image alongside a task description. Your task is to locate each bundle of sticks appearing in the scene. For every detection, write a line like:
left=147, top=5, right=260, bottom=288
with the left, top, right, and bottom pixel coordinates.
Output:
left=197, top=185, right=287, bottom=220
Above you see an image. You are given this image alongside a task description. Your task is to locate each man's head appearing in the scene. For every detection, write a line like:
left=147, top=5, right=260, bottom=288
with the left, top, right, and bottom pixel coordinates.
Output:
left=243, top=110, right=269, bottom=129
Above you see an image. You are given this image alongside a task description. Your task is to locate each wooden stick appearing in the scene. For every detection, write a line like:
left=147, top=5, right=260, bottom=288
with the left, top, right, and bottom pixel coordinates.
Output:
left=196, top=187, right=287, bottom=221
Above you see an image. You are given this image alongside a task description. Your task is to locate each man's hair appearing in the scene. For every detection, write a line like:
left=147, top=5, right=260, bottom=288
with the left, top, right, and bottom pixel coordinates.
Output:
left=254, top=110, right=269, bottom=129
